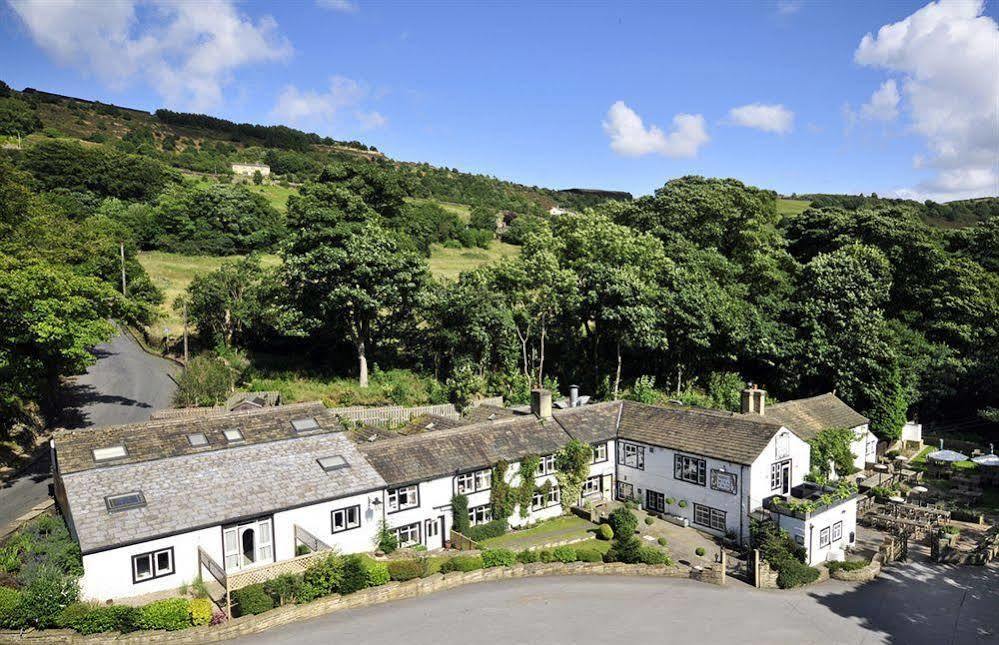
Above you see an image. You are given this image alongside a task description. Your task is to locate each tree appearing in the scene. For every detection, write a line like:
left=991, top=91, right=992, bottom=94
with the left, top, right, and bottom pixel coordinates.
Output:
left=0, top=97, right=42, bottom=136
left=317, top=162, right=406, bottom=220
left=808, top=427, right=856, bottom=478
left=278, top=185, right=428, bottom=387
left=185, top=256, right=272, bottom=347
left=252, top=169, right=263, bottom=185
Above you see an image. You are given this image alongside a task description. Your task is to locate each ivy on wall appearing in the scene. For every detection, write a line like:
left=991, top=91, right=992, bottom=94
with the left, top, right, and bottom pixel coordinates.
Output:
left=555, top=439, right=592, bottom=512
left=490, top=460, right=515, bottom=520
left=517, top=454, right=540, bottom=518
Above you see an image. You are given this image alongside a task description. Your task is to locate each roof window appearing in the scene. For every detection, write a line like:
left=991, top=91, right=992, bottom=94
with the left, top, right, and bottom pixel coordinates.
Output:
left=187, top=433, right=209, bottom=447
left=317, top=455, right=349, bottom=472
left=223, top=429, right=244, bottom=443
left=291, top=417, right=320, bottom=432
left=105, top=491, right=146, bottom=513
left=92, top=445, right=127, bottom=462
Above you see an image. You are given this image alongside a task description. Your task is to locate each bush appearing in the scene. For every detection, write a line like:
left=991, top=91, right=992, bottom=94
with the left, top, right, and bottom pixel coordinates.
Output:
left=695, top=547, right=706, bottom=557
left=264, top=573, right=303, bottom=606
left=678, top=500, right=687, bottom=508
left=538, top=549, right=555, bottom=563
left=187, top=598, right=212, bottom=626
left=608, top=507, right=638, bottom=538
left=576, top=548, right=602, bottom=562
left=440, top=555, right=483, bottom=573
left=598, top=523, right=614, bottom=540
left=58, top=603, right=140, bottom=634
left=644, top=516, right=655, bottom=525
left=638, top=547, right=669, bottom=565
left=657, top=537, right=668, bottom=547
left=361, top=555, right=390, bottom=587
left=826, top=559, right=869, bottom=573
left=465, top=519, right=507, bottom=542
left=19, top=563, right=79, bottom=628
left=451, top=495, right=470, bottom=535
left=299, top=553, right=344, bottom=602
left=775, top=557, right=820, bottom=589
left=376, top=520, right=398, bottom=554
left=387, top=559, right=426, bottom=582
left=552, top=546, right=577, bottom=563
left=516, top=549, right=538, bottom=564
left=138, top=598, right=192, bottom=630
left=612, top=535, right=643, bottom=564
left=665, top=498, right=675, bottom=505
left=482, top=549, right=516, bottom=568
left=231, top=584, right=274, bottom=617
left=0, top=587, right=23, bottom=628
left=339, top=555, right=370, bottom=594
left=173, top=354, right=236, bottom=407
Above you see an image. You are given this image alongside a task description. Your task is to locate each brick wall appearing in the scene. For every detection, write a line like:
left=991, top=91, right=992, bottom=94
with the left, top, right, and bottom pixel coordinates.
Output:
left=0, top=563, right=688, bottom=644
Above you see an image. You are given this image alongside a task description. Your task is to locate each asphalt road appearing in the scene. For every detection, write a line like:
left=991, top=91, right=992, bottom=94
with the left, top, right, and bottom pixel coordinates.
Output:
left=0, top=332, right=178, bottom=528
left=236, top=562, right=998, bottom=645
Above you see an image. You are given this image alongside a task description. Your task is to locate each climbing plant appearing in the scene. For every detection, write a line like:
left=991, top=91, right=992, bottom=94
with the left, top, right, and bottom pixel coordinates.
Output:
left=451, top=493, right=470, bottom=535
left=517, top=454, right=540, bottom=518
left=490, top=460, right=515, bottom=520
left=808, top=427, right=856, bottom=478
left=554, top=439, right=592, bottom=512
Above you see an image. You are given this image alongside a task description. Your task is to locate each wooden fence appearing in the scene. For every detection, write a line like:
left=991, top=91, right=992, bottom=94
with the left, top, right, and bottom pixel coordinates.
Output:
left=449, top=530, right=481, bottom=551
left=329, top=397, right=504, bottom=429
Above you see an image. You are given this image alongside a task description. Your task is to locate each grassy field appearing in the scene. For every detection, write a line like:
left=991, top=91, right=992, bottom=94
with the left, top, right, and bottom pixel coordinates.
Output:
left=428, top=241, right=520, bottom=280
left=405, top=197, right=472, bottom=222
left=138, top=251, right=280, bottom=339
left=777, top=199, right=811, bottom=216
left=246, top=182, right=299, bottom=212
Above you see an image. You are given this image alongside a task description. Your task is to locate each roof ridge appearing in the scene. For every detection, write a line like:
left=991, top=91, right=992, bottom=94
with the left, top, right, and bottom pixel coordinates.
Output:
left=623, top=400, right=783, bottom=428
left=358, top=413, right=543, bottom=449
left=768, top=392, right=838, bottom=408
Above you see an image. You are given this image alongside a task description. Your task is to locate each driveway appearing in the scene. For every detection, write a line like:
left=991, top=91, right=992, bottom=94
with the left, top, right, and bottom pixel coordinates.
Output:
left=235, top=562, right=997, bottom=645
left=0, top=331, right=178, bottom=529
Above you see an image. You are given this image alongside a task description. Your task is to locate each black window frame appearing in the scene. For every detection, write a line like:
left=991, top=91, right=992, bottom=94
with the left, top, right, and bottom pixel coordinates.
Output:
left=591, top=442, right=608, bottom=464
left=394, top=522, right=421, bottom=547
left=105, top=491, right=147, bottom=513
left=131, top=546, right=175, bottom=584
left=387, top=484, right=420, bottom=514
left=645, top=489, right=666, bottom=513
left=832, top=521, right=843, bottom=542
left=674, top=454, right=707, bottom=486
left=819, top=526, right=831, bottom=547
left=618, top=442, right=645, bottom=470
left=331, top=504, right=361, bottom=534
left=468, top=503, right=493, bottom=526
left=692, top=503, right=726, bottom=532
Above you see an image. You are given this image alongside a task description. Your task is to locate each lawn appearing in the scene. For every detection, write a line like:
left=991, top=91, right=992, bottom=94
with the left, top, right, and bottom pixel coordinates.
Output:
left=138, top=251, right=280, bottom=340
left=777, top=199, right=811, bottom=217
left=428, top=241, right=520, bottom=280
left=246, top=182, right=299, bottom=213
left=479, top=515, right=598, bottom=550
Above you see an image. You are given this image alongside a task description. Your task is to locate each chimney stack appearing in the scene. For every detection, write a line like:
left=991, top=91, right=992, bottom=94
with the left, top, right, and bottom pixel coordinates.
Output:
left=531, top=389, right=552, bottom=419
left=569, top=384, right=579, bottom=408
left=740, top=383, right=767, bottom=415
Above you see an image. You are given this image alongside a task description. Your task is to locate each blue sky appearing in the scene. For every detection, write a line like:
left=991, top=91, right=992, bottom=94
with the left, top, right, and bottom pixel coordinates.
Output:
left=2, top=0, right=996, bottom=201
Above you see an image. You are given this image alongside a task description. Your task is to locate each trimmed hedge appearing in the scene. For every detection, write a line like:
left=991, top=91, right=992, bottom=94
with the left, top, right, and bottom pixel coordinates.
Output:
left=58, top=603, right=140, bottom=635
left=774, top=556, right=820, bottom=589
left=482, top=549, right=516, bottom=568
left=138, top=598, right=191, bottom=631
left=440, top=555, right=484, bottom=573
left=608, top=507, right=638, bottom=538
left=465, top=519, right=507, bottom=542
left=826, top=559, right=869, bottom=573
left=638, top=547, right=670, bottom=565
left=552, top=546, right=577, bottom=563
left=598, top=524, right=614, bottom=540
left=516, top=549, right=538, bottom=564
left=576, top=548, right=602, bottom=562
left=387, top=559, right=425, bottom=582
left=232, top=584, right=274, bottom=617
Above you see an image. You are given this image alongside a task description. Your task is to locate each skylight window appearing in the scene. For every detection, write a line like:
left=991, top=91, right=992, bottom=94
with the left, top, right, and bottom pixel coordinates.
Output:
left=291, top=418, right=320, bottom=432
left=93, top=445, right=127, bottom=462
left=223, top=429, right=244, bottom=443
left=105, top=491, right=146, bottom=513
left=187, top=433, right=208, bottom=447
left=317, top=455, right=349, bottom=472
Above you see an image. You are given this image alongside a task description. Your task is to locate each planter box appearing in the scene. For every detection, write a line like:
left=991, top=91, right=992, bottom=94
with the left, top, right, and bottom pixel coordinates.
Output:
left=666, top=515, right=689, bottom=528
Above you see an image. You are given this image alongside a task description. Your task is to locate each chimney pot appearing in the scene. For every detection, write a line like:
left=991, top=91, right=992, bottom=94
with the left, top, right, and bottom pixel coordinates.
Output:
left=531, top=389, right=553, bottom=419
left=569, top=384, right=579, bottom=408
left=741, top=384, right=767, bottom=415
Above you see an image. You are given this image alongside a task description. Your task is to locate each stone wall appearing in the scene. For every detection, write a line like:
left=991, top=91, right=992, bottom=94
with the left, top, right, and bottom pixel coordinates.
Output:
left=0, top=562, right=689, bottom=644
left=828, top=555, right=882, bottom=582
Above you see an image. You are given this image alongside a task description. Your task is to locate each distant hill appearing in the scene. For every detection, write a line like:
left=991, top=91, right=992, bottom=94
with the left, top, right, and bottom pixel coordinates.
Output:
left=790, top=193, right=997, bottom=228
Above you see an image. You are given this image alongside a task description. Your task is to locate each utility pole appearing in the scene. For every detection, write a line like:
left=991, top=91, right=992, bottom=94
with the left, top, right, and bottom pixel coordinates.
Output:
left=119, top=243, right=127, bottom=296
left=182, top=301, right=189, bottom=364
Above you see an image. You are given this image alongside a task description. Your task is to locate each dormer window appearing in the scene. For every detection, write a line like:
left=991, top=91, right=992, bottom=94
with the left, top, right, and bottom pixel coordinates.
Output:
left=93, top=445, right=127, bottom=462
left=317, top=455, right=349, bottom=472
left=223, top=429, right=244, bottom=443
left=291, top=418, right=320, bottom=433
left=105, top=491, right=146, bottom=513
left=186, top=433, right=208, bottom=447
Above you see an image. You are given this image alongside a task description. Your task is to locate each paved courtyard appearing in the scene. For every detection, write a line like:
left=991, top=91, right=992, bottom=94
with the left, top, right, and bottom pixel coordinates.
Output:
left=236, top=561, right=998, bottom=644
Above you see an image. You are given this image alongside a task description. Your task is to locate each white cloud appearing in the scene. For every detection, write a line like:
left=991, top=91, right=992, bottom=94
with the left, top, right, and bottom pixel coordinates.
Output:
left=855, top=0, right=999, bottom=201
left=775, top=1, right=803, bottom=16
left=860, top=79, right=900, bottom=122
left=272, top=76, right=387, bottom=131
left=8, top=0, right=292, bottom=110
left=602, top=101, right=709, bottom=158
left=317, top=0, right=358, bottom=13
left=727, top=103, right=795, bottom=134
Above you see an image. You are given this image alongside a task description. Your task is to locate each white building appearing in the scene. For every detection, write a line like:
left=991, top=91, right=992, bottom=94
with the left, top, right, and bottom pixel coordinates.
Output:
left=231, top=162, right=270, bottom=177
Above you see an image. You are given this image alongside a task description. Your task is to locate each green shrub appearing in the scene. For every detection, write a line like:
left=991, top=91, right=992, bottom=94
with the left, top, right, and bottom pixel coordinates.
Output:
left=376, top=520, right=398, bottom=554
left=482, top=549, right=516, bottom=568
left=576, top=549, right=602, bottom=562
left=138, top=598, right=192, bottom=630
left=18, top=563, right=79, bottom=628
left=337, top=554, right=388, bottom=594
left=465, top=519, right=507, bottom=542
left=387, top=559, right=425, bottom=582
left=695, top=547, right=706, bottom=557
left=361, top=555, right=390, bottom=587
left=940, top=525, right=961, bottom=535
left=451, top=494, right=470, bottom=535
left=552, top=546, right=577, bottom=563
left=597, top=523, right=614, bottom=540
left=0, top=587, right=23, bottom=628
left=59, top=603, right=140, bottom=634
left=439, top=555, right=483, bottom=573
left=187, top=598, right=212, bottom=626
left=638, top=548, right=670, bottom=565
left=678, top=500, right=687, bottom=508
left=644, top=516, right=654, bottom=525
left=0, top=546, right=19, bottom=574
left=264, top=573, right=303, bottom=606
left=516, top=550, right=538, bottom=564
left=231, top=584, right=274, bottom=617
left=826, top=559, right=869, bottom=573
left=657, top=537, right=668, bottom=547
left=608, top=507, right=638, bottom=538
left=538, top=549, right=555, bottom=563
left=665, top=498, right=675, bottom=505
left=775, top=557, right=820, bottom=589
left=299, top=553, right=344, bottom=602
left=611, top=535, right=643, bottom=564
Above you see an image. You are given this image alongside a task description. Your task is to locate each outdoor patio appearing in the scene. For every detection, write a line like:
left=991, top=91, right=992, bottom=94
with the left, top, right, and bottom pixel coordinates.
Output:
left=591, top=500, right=722, bottom=568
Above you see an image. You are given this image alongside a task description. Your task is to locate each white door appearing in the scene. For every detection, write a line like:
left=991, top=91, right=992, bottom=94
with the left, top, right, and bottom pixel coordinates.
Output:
left=424, top=517, right=442, bottom=550
left=223, top=526, right=239, bottom=571
left=224, top=518, right=274, bottom=572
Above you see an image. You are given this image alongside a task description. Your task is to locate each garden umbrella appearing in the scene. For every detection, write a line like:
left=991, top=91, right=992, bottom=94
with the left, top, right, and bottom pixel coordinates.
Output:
left=926, top=449, right=968, bottom=463
left=971, top=453, right=999, bottom=467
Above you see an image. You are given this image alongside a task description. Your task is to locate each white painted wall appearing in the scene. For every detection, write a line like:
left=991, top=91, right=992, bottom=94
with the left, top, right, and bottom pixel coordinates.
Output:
left=747, top=428, right=811, bottom=511
left=774, top=497, right=859, bottom=565
left=273, top=489, right=381, bottom=559
left=847, top=424, right=877, bottom=471
left=901, top=422, right=922, bottom=444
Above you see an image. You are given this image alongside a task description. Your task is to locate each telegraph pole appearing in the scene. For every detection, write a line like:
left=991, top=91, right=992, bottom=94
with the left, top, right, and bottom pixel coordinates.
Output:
left=182, top=301, right=189, bottom=364
left=119, top=243, right=127, bottom=296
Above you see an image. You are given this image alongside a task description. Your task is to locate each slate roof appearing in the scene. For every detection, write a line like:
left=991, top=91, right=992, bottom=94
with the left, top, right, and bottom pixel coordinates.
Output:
left=358, top=416, right=572, bottom=486
left=54, top=402, right=338, bottom=474
left=462, top=404, right=519, bottom=424
left=553, top=402, right=623, bottom=443
left=617, top=401, right=786, bottom=465
left=62, top=432, right=385, bottom=553
left=760, top=393, right=869, bottom=440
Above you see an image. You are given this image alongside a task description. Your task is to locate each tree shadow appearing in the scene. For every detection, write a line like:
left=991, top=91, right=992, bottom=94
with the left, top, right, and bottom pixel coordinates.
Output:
left=809, top=560, right=998, bottom=644
left=56, top=382, right=153, bottom=429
